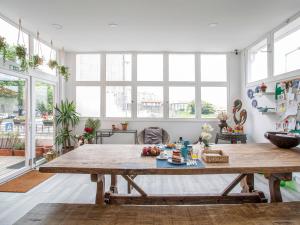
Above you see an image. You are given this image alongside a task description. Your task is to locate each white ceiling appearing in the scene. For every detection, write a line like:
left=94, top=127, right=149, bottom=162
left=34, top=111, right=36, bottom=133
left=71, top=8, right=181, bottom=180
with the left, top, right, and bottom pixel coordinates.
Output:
left=0, top=0, right=300, bottom=52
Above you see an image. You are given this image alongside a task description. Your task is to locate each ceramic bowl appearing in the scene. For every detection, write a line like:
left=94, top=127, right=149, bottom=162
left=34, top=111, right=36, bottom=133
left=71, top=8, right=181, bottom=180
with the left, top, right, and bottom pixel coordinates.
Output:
left=264, top=132, right=300, bottom=149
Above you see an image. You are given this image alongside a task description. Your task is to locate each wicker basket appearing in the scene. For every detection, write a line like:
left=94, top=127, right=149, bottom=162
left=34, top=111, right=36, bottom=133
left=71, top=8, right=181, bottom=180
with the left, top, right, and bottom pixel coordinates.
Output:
left=202, top=149, right=229, bottom=163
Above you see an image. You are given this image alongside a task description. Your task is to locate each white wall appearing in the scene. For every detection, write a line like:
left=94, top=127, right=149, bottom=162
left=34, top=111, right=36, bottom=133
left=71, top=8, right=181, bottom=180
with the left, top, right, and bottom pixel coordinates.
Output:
left=241, top=52, right=300, bottom=143
left=65, top=52, right=241, bottom=144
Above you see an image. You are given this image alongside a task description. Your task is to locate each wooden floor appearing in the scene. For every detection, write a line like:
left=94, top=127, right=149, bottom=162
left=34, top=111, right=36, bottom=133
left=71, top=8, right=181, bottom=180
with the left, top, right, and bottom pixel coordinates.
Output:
left=0, top=173, right=300, bottom=225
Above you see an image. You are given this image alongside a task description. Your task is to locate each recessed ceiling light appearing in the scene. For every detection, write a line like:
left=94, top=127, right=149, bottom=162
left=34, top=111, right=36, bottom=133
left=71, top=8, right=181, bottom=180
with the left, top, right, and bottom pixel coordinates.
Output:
left=108, top=23, right=118, bottom=28
left=52, top=23, right=63, bottom=30
left=208, top=23, right=218, bottom=28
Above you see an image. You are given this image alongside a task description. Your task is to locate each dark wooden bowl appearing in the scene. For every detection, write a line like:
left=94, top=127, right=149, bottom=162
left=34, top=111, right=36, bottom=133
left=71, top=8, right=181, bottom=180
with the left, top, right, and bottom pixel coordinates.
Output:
left=264, top=132, right=300, bottom=149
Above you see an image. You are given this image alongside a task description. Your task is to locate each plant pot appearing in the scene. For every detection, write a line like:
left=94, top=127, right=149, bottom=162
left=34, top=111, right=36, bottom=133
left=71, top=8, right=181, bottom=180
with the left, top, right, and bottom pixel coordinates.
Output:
left=35, top=146, right=44, bottom=157
left=121, top=124, right=128, bottom=130
left=0, top=148, right=13, bottom=156
left=43, top=151, right=57, bottom=162
left=87, top=139, right=94, bottom=144
left=13, top=149, right=25, bottom=156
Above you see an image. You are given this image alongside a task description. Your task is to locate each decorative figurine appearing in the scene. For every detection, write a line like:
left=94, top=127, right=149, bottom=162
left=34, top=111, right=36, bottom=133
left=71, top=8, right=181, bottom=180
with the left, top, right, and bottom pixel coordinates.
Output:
left=233, top=99, right=247, bottom=133
left=217, top=111, right=229, bottom=133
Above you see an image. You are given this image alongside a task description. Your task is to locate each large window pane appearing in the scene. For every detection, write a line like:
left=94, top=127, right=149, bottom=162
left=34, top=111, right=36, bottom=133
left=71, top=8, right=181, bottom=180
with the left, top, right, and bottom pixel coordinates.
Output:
left=106, top=86, right=131, bottom=117
left=201, top=87, right=227, bottom=118
left=0, top=18, right=29, bottom=49
left=76, top=86, right=100, bottom=117
left=137, top=86, right=163, bottom=118
left=137, top=54, right=163, bottom=81
left=169, top=54, right=195, bottom=81
left=35, top=82, right=54, bottom=163
left=34, top=39, right=56, bottom=75
left=169, top=87, right=195, bottom=118
left=106, top=54, right=132, bottom=81
left=76, top=54, right=100, bottom=81
left=0, top=73, right=27, bottom=177
left=247, top=39, right=268, bottom=82
left=274, top=17, right=300, bottom=75
left=201, top=54, right=227, bottom=82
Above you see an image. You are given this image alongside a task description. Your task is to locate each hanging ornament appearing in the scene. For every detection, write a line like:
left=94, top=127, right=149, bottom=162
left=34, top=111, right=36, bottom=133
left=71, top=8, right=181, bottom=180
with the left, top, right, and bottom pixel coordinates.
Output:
left=48, top=40, right=58, bottom=69
left=16, top=19, right=28, bottom=71
left=29, top=31, right=43, bottom=69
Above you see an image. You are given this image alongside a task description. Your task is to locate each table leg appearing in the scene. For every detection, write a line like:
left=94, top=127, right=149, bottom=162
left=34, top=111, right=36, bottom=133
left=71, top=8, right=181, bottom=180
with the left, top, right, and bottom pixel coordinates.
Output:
left=91, top=174, right=105, bottom=205
left=266, top=173, right=292, bottom=203
left=110, top=175, right=118, bottom=193
left=134, top=132, right=138, bottom=144
left=215, top=134, right=219, bottom=144
left=241, top=173, right=254, bottom=193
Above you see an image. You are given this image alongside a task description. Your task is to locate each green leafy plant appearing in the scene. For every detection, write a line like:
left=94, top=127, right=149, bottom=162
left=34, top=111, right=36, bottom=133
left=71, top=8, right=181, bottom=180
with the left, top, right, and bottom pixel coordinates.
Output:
left=4, top=45, right=16, bottom=62
left=55, top=100, right=80, bottom=151
left=48, top=59, right=58, bottom=70
left=82, top=118, right=101, bottom=142
left=0, top=36, right=7, bottom=62
left=29, top=55, right=43, bottom=69
left=15, top=44, right=28, bottom=71
left=58, top=65, right=70, bottom=81
left=13, top=141, right=25, bottom=150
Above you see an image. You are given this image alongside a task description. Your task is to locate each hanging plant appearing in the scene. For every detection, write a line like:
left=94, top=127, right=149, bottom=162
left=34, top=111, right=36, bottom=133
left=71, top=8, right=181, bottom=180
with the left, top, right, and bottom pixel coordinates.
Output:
left=4, top=45, right=16, bottom=62
left=29, top=55, right=43, bottom=69
left=0, top=36, right=7, bottom=62
left=48, top=59, right=58, bottom=69
left=58, top=65, right=70, bottom=81
left=15, top=44, right=28, bottom=71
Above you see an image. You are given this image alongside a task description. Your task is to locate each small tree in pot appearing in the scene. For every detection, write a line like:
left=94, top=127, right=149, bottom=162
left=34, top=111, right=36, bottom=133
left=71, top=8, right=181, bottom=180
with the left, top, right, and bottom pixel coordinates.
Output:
left=55, top=100, right=80, bottom=154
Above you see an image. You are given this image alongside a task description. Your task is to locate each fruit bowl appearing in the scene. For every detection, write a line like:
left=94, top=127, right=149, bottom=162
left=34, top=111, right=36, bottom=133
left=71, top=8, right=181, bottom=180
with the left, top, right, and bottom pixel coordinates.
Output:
left=141, top=146, right=161, bottom=156
left=264, top=132, right=300, bottom=149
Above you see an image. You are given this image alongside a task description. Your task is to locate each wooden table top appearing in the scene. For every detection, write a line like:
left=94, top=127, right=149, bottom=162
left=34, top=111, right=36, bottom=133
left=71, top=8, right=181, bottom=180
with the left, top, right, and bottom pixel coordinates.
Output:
left=39, top=143, right=300, bottom=175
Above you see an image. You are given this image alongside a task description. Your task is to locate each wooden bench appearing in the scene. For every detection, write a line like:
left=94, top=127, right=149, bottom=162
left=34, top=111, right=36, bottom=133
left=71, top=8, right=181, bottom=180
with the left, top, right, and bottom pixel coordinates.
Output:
left=14, top=202, right=300, bottom=225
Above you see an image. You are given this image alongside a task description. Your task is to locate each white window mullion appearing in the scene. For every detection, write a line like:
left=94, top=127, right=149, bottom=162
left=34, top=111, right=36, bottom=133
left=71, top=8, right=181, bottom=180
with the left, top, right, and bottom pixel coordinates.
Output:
left=163, top=53, right=169, bottom=119
left=101, top=53, right=106, bottom=118
left=195, top=53, right=201, bottom=120
left=132, top=53, right=137, bottom=119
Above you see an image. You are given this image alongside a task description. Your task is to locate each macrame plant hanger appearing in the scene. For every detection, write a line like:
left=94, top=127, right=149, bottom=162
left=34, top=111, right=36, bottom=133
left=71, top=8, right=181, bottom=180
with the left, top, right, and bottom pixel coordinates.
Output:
left=49, top=40, right=53, bottom=60
left=35, top=31, right=43, bottom=58
left=17, top=19, right=25, bottom=46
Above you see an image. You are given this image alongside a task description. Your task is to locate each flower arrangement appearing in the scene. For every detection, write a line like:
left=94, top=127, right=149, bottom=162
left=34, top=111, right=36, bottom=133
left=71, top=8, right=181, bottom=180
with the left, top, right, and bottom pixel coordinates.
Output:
left=29, top=55, right=43, bottom=69
left=82, top=118, right=101, bottom=143
left=201, top=123, right=213, bottom=147
left=217, top=111, right=228, bottom=121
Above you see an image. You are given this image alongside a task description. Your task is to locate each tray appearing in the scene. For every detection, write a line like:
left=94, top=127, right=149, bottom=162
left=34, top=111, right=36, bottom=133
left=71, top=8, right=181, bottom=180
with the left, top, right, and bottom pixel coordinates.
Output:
left=201, top=149, right=229, bottom=163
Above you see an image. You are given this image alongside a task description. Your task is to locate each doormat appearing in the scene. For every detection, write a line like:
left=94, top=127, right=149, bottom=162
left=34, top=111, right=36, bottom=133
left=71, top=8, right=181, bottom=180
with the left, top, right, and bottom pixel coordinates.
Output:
left=0, top=170, right=54, bottom=193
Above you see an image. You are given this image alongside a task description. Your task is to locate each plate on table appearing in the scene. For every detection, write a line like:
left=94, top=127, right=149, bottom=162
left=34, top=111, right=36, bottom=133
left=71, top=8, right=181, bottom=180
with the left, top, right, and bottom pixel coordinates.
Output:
left=167, top=158, right=186, bottom=165
left=156, top=155, right=168, bottom=160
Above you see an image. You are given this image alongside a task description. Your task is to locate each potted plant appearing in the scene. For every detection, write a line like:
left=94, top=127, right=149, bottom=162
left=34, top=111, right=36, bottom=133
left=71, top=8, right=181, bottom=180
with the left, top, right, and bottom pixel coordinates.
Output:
left=260, top=83, right=267, bottom=93
left=13, top=116, right=26, bottom=125
left=48, top=59, right=58, bottom=70
left=44, top=148, right=58, bottom=161
left=121, top=121, right=128, bottom=130
left=200, top=123, right=214, bottom=149
left=29, top=55, right=43, bottom=69
left=58, top=65, right=70, bottom=81
left=13, top=141, right=25, bottom=156
left=82, top=118, right=101, bottom=144
left=4, top=45, right=16, bottom=62
left=15, top=44, right=28, bottom=72
left=55, top=100, right=80, bottom=154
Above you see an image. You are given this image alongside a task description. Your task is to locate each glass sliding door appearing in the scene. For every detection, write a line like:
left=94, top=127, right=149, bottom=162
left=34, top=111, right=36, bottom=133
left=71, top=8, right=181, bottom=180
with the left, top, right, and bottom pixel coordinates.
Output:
left=34, top=81, right=55, bottom=165
left=0, top=73, right=28, bottom=179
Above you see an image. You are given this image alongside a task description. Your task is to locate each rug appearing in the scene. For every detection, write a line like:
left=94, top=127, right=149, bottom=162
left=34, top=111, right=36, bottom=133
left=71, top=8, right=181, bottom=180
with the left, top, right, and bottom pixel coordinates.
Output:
left=0, top=170, right=54, bottom=193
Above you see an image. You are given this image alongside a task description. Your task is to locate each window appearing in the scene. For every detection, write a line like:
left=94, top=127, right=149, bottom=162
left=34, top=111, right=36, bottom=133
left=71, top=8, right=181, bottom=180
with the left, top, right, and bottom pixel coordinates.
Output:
left=76, top=86, right=100, bottom=117
left=106, top=86, right=131, bottom=117
left=106, top=54, right=132, bottom=81
left=0, top=18, right=29, bottom=49
left=76, top=54, right=100, bottom=81
left=201, top=54, right=227, bottom=82
left=169, top=54, right=195, bottom=81
left=247, top=39, right=268, bottom=82
left=201, top=87, right=227, bottom=118
left=137, top=86, right=163, bottom=118
left=274, top=17, right=300, bottom=75
left=169, top=87, right=195, bottom=118
left=33, top=39, right=56, bottom=75
left=137, top=54, right=163, bottom=81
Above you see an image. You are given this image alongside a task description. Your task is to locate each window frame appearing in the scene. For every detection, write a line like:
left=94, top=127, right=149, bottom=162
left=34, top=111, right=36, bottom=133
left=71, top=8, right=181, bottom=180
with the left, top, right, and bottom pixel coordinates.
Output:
left=74, top=52, right=229, bottom=121
left=246, top=12, right=300, bottom=86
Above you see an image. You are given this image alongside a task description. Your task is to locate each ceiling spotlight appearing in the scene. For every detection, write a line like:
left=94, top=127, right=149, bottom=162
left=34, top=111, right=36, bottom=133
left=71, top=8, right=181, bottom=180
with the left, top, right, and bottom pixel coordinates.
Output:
left=52, top=23, right=63, bottom=30
left=208, top=23, right=218, bottom=28
left=108, top=23, right=118, bottom=28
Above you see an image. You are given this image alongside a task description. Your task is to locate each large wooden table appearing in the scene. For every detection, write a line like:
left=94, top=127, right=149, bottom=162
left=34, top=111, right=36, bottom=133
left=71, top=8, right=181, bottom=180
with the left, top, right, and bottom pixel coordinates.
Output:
left=39, top=143, right=300, bottom=205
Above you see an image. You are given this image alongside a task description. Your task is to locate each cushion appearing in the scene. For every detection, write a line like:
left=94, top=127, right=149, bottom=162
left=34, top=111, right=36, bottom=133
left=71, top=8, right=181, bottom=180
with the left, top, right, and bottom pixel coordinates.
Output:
left=144, top=128, right=163, bottom=144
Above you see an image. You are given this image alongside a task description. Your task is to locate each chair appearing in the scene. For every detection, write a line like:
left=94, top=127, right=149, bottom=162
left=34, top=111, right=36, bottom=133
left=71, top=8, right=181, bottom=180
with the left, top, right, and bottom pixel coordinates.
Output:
left=137, top=127, right=170, bottom=144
